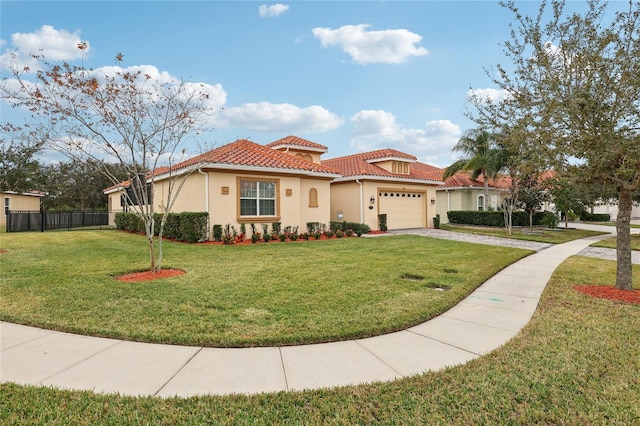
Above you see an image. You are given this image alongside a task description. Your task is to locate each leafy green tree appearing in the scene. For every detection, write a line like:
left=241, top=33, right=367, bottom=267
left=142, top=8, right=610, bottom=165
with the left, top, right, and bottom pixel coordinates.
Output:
left=443, top=129, right=507, bottom=210
left=41, top=160, right=130, bottom=211
left=0, top=123, right=44, bottom=193
left=469, top=0, right=640, bottom=290
left=548, top=172, right=600, bottom=228
left=516, top=173, right=550, bottom=229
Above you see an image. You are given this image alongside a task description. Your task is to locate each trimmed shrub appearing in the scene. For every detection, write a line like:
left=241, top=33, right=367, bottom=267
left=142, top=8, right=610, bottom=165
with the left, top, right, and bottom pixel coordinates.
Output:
left=447, top=210, right=549, bottom=227
left=329, top=221, right=343, bottom=233
left=271, top=222, right=281, bottom=235
left=163, top=213, right=181, bottom=240
left=579, top=212, right=610, bottom=222
left=306, top=222, right=321, bottom=234
left=378, top=214, right=387, bottom=231
left=178, top=212, right=209, bottom=242
left=114, top=212, right=145, bottom=233
left=212, top=225, right=223, bottom=242
left=114, top=212, right=208, bottom=242
left=328, top=220, right=370, bottom=235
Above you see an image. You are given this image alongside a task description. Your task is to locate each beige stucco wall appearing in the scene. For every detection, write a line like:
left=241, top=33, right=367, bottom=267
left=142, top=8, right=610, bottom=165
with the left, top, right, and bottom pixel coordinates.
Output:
left=1, top=193, right=42, bottom=228
left=331, top=180, right=439, bottom=230
left=107, top=170, right=334, bottom=239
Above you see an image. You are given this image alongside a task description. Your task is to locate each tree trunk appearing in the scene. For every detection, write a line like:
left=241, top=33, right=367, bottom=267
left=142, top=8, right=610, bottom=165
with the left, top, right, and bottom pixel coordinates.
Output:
left=146, top=216, right=157, bottom=272
left=483, top=171, right=489, bottom=211
left=615, top=188, right=633, bottom=291
left=148, top=235, right=156, bottom=272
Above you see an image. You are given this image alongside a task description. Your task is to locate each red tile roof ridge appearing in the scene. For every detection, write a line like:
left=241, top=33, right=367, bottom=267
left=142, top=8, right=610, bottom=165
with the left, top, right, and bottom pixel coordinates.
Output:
left=265, top=135, right=328, bottom=151
left=325, top=148, right=417, bottom=162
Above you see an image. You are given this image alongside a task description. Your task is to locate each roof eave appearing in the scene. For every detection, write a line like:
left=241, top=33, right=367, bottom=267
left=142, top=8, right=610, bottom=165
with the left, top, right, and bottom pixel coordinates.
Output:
left=269, top=144, right=327, bottom=154
left=366, top=157, right=416, bottom=164
left=437, top=186, right=510, bottom=191
left=332, top=175, right=443, bottom=186
left=158, top=162, right=341, bottom=180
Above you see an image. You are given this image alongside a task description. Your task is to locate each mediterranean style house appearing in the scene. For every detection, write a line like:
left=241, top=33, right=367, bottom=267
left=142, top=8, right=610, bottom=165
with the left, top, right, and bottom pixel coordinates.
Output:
left=104, top=136, right=444, bottom=235
left=1, top=191, right=45, bottom=228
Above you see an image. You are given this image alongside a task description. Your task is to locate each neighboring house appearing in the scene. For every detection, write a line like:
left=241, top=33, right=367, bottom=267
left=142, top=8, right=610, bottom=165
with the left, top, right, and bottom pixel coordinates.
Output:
left=1, top=191, right=45, bottom=229
left=104, top=136, right=444, bottom=236
left=436, top=170, right=558, bottom=224
left=436, top=173, right=510, bottom=224
left=322, top=150, right=443, bottom=230
left=592, top=199, right=640, bottom=220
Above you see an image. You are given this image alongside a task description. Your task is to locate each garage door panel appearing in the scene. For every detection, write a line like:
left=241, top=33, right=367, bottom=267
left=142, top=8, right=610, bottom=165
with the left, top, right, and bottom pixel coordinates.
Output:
left=379, top=191, right=426, bottom=229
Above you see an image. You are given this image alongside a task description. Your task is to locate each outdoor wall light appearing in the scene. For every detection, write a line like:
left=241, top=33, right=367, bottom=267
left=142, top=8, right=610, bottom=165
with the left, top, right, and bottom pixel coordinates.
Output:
left=336, top=210, right=344, bottom=220
left=430, top=197, right=436, bottom=204
left=370, top=195, right=376, bottom=204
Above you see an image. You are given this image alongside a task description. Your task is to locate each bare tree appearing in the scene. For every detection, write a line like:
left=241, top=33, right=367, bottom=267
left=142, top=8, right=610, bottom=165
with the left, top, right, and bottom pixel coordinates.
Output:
left=469, top=0, right=640, bottom=290
left=1, top=48, right=218, bottom=272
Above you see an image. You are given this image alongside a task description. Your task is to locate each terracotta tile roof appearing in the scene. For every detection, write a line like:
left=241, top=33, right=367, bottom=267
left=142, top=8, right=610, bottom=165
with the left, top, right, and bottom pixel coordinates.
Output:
left=104, top=139, right=340, bottom=193
left=265, top=135, right=329, bottom=152
left=438, top=171, right=511, bottom=190
left=1, top=190, right=46, bottom=197
left=438, top=170, right=556, bottom=190
left=322, top=150, right=443, bottom=182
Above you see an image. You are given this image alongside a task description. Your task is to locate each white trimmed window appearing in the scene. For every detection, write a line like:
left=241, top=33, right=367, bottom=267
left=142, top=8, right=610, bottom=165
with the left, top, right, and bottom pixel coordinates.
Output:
left=477, top=194, right=485, bottom=211
left=239, top=180, right=277, bottom=216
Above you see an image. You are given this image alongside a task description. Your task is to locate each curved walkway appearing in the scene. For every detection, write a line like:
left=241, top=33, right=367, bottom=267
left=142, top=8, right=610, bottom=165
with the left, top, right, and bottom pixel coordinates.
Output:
left=0, top=225, right=630, bottom=398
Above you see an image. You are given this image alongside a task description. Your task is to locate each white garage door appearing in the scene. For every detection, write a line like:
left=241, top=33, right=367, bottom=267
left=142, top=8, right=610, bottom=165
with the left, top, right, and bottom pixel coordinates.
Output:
left=378, top=191, right=426, bottom=229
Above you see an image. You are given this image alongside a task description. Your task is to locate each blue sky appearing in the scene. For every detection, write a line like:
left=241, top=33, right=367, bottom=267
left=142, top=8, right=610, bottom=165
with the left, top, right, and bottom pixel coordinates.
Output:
left=0, top=1, right=597, bottom=167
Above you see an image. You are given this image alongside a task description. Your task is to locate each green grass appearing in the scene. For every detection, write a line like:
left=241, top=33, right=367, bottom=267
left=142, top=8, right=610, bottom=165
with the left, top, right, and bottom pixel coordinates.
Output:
left=590, top=235, right=640, bottom=250
left=2, top=256, right=638, bottom=425
left=440, top=223, right=605, bottom=244
left=0, top=230, right=529, bottom=347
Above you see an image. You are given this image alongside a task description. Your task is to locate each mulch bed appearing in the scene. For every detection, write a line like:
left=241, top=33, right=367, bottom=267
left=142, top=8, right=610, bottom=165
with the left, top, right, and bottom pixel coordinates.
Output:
left=574, top=285, right=640, bottom=304
left=117, top=269, right=186, bottom=283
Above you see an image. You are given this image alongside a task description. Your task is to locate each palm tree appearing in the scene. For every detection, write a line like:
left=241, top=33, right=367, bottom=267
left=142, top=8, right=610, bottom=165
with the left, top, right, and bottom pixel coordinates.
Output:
left=443, top=129, right=506, bottom=210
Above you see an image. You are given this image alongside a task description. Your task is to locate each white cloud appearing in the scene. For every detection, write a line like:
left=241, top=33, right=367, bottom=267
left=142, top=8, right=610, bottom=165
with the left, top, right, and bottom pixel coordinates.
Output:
left=216, top=102, right=343, bottom=133
left=258, top=4, right=289, bottom=18
left=312, top=24, right=428, bottom=65
left=467, top=87, right=511, bottom=103
left=350, top=110, right=461, bottom=166
left=0, top=25, right=88, bottom=71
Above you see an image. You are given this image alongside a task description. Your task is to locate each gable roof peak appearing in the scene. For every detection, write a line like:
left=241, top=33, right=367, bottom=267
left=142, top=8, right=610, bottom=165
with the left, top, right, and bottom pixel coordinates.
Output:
left=265, top=135, right=328, bottom=153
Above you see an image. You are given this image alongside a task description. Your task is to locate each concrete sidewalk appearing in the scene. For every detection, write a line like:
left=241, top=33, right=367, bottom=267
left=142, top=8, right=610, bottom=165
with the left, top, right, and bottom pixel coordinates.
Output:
left=0, top=231, right=617, bottom=398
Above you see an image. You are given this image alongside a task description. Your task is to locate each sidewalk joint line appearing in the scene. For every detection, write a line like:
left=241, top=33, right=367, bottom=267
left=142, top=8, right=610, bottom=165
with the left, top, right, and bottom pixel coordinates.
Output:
left=278, top=347, right=289, bottom=391
left=353, top=339, right=404, bottom=377
left=38, top=338, right=124, bottom=385
left=405, top=330, right=481, bottom=357
left=153, top=347, right=204, bottom=397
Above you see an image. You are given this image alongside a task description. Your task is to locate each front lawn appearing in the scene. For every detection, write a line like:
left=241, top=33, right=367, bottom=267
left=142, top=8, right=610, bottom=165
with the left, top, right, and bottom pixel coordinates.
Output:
left=440, top=223, right=605, bottom=244
left=2, top=256, right=638, bottom=424
left=0, top=230, right=529, bottom=347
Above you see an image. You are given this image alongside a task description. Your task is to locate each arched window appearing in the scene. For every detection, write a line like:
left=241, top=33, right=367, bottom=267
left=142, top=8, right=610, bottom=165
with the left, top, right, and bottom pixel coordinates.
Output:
left=309, top=188, right=318, bottom=207
left=477, top=194, right=485, bottom=211
left=296, top=153, right=313, bottom=162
